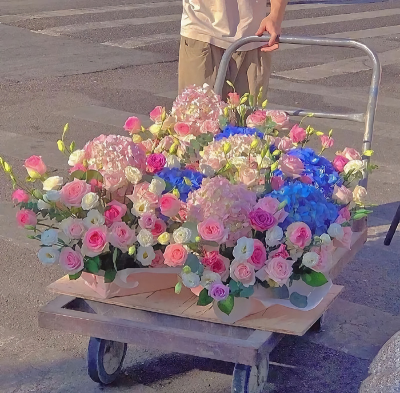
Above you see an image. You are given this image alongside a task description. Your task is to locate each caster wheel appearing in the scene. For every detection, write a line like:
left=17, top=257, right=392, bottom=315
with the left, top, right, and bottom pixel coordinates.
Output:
left=310, top=312, right=326, bottom=333
left=87, top=337, right=127, bottom=384
left=232, top=357, right=269, bottom=393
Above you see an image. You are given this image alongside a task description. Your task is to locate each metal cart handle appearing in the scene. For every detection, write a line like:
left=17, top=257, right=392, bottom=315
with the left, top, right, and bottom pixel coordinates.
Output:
left=214, top=35, right=381, bottom=188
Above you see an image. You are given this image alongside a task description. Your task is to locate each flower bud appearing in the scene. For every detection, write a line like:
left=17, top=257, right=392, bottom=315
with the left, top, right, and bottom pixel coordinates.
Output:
left=172, top=188, right=180, bottom=198
left=223, top=142, right=231, bottom=154
left=250, top=139, right=259, bottom=149
left=128, top=245, right=136, bottom=256
left=169, top=143, right=179, bottom=155
left=57, top=140, right=66, bottom=153
left=131, top=134, right=142, bottom=143
left=182, top=266, right=191, bottom=274
left=32, top=189, right=43, bottom=200
left=183, top=177, right=192, bottom=186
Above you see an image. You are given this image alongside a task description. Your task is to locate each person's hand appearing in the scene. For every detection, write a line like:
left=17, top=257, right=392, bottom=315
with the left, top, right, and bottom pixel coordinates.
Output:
left=255, top=14, right=282, bottom=52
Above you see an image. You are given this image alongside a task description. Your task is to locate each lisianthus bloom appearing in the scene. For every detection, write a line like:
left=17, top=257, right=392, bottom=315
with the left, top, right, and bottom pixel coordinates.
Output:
left=124, top=116, right=141, bottom=134
left=16, top=209, right=37, bottom=228
left=24, top=155, right=47, bottom=179
left=289, top=124, right=306, bottom=143
left=12, top=189, right=29, bottom=204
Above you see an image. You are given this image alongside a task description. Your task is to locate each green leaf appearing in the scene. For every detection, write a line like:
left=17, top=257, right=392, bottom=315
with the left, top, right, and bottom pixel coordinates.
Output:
left=301, top=271, right=328, bottom=287
left=112, top=248, right=119, bottom=270
left=289, top=292, right=308, bottom=308
left=248, top=94, right=254, bottom=107
left=175, top=282, right=182, bottom=294
left=217, top=295, right=235, bottom=315
left=86, top=170, right=103, bottom=182
left=197, top=288, right=213, bottom=306
left=70, top=170, right=86, bottom=180
left=104, top=269, right=117, bottom=283
left=239, top=285, right=254, bottom=298
left=69, top=271, right=82, bottom=280
left=229, top=280, right=241, bottom=295
left=85, top=256, right=101, bottom=274
left=185, top=253, right=202, bottom=274
left=69, top=141, right=76, bottom=152
left=259, top=280, right=270, bottom=289
left=271, top=285, right=289, bottom=299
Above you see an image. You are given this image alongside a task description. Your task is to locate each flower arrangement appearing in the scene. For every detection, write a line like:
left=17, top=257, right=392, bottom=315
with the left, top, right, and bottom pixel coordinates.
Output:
left=1, top=83, right=375, bottom=316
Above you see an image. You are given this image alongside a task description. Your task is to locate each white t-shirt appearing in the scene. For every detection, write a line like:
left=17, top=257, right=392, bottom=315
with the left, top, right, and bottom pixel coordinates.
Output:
left=181, top=0, right=268, bottom=51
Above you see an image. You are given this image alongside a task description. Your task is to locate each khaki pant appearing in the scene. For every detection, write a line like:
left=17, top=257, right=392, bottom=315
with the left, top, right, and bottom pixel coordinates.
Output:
left=178, top=36, right=272, bottom=100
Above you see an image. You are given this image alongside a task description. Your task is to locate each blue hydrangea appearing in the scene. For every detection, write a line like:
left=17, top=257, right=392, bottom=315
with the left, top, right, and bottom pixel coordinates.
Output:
left=269, top=183, right=340, bottom=235
left=156, top=168, right=205, bottom=202
left=214, top=125, right=263, bottom=141
left=273, top=148, right=342, bottom=198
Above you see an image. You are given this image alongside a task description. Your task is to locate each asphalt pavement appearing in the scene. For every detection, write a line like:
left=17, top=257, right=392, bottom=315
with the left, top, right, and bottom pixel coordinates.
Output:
left=1, top=0, right=400, bottom=392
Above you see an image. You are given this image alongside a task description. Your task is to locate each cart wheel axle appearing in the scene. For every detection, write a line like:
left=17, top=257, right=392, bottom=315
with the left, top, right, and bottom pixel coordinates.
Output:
left=87, top=337, right=127, bottom=384
left=232, top=356, right=269, bottom=393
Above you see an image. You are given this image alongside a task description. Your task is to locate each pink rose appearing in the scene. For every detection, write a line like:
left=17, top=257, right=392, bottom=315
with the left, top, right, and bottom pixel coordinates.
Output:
left=150, top=106, right=165, bottom=123
left=338, top=207, right=351, bottom=221
left=139, top=212, right=157, bottom=230
left=275, top=137, right=292, bottom=152
left=333, top=155, right=349, bottom=173
left=265, top=257, right=293, bottom=285
left=69, top=164, right=87, bottom=174
left=146, top=153, right=166, bottom=173
left=174, top=122, right=191, bottom=137
left=246, top=110, right=267, bottom=128
left=289, top=124, right=306, bottom=143
left=208, top=282, right=230, bottom=301
left=255, top=196, right=279, bottom=214
left=59, top=247, right=84, bottom=274
left=198, top=218, right=226, bottom=244
left=107, top=222, right=136, bottom=252
left=228, top=92, right=240, bottom=106
left=239, top=166, right=259, bottom=187
left=163, top=244, right=188, bottom=267
left=265, top=110, right=290, bottom=129
left=279, top=155, right=304, bottom=178
left=209, top=255, right=230, bottom=280
left=158, top=136, right=174, bottom=151
left=160, top=194, right=181, bottom=217
left=124, top=116, right=141, bottom=134
left=230, top=260, right=256, bottom=287
left=60, top=178, right=91, bottom=207
left=200, top=119, right=220, bottom=135
left=269, top=244, right=290, bottom=259
left=248, top=239, right=267, bottom=270
left=341, top=147, right=361, bottom=161
left=286, top=222, right=312, bottom=248
left=16, top=209, right=37, bottom=228
left=140, top=139, right=154, bottom=154
left=82, top=226, right=108, bottom=257
left=150, top=250, right=165, bottom=268
left=104, top=200, right=127, bottom=227
left=61, top=218, right=85, bottom=239
left=201, top=251, right=219, bottom=268
left=321, top=135, right=334, bottom=149
left=271, top=176, right=284, bottom=191
left=300, top=175, right=313, bottom=184
left=311, top=244, right=334, bottom=273
left=24, top=155, right=47, bottom=178
left=333, top=226, right=352, bottom=250
left=249, top=208, right=277, bottom=232
left=103, top=172, right=126, bottom=192
left=151, top=219, right=167, bottom=237
left=12, top=189, right=29, bottom=204
left=333, top=185, right=353, bottom=205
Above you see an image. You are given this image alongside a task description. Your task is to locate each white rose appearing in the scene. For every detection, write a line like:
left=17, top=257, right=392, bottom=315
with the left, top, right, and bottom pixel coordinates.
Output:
left=173, top=227, right=192, bottom=244
left=41, top=229, right=59, bottom=246
left=320, top=233, right=331, bottom=244
left=149, top=177, right=166, bottom=196
left=81, top=192, right=99, bottom=210
left=137, top=246, right=155, bottom=266
left=353, top=185, right=367, bottom=204
left=38, top=199, right=51, bottom=210
left=233, top=237, right=255, bottom=260
left=44, top=190, right=60, bottom=202
left=199, top=163, right=215, bottom=177
left=289, top=247, right=303, bottom=261
left=83, top=210, right=105, bottom=228
left=43, top=176, right=63, bottom=191
left=200, top=271, right=221, bottom=289
left=137, top=229, right=154, bottom=247
left=37, top=247, right=60, bottom=265
left=265, top=226, right=283, bottom=247
left=181, top=272, right=201, bottom=288
left=68, top=149, right=85, bottom=166
left=125, top=166, right=142, bottom=184
left=302, top=252, right=320, bottom=268
left=327, top=223, right=344, bottom=240
left=131, top=200, right=152, bottom=216
left=343, top=160, right=365, bottom=175
left=166, top=154, right=181, bottom=169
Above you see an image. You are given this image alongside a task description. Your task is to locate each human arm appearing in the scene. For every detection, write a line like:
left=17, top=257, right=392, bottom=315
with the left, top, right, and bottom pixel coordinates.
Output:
left=255, top=0, right=288, bottom=52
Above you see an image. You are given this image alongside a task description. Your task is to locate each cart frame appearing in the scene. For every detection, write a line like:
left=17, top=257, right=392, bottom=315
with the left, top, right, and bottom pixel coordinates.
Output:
left=39, top=35, right=380, bottom=393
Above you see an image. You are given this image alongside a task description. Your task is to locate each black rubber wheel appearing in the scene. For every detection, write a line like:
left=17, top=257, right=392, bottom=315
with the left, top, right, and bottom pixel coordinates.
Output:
left=310, top=312, right=326, bottom=333
left=87, top=337, right=127, bottom=384
left=232, top=357, right=269, bottom=393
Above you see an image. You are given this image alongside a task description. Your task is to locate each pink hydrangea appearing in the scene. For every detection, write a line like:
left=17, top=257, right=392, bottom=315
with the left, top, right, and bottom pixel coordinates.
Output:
left=187, top=176, right=257, bottom=246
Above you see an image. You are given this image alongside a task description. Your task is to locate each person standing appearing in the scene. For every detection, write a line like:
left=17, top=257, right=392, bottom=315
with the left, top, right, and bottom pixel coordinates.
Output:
left=178, top=0, right=288, bottom=99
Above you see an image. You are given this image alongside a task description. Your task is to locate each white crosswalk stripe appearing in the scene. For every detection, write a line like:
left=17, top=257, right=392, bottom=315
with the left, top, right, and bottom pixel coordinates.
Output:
left=2, top=2, right=400, bottom=81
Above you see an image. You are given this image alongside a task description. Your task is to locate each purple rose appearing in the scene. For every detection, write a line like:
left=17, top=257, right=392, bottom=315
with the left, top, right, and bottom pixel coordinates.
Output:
left=208, top=282, right=229, bottom=301
left=249, top=208, right=277, bottom=232
left=146, top=153, right=166, bottom=173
